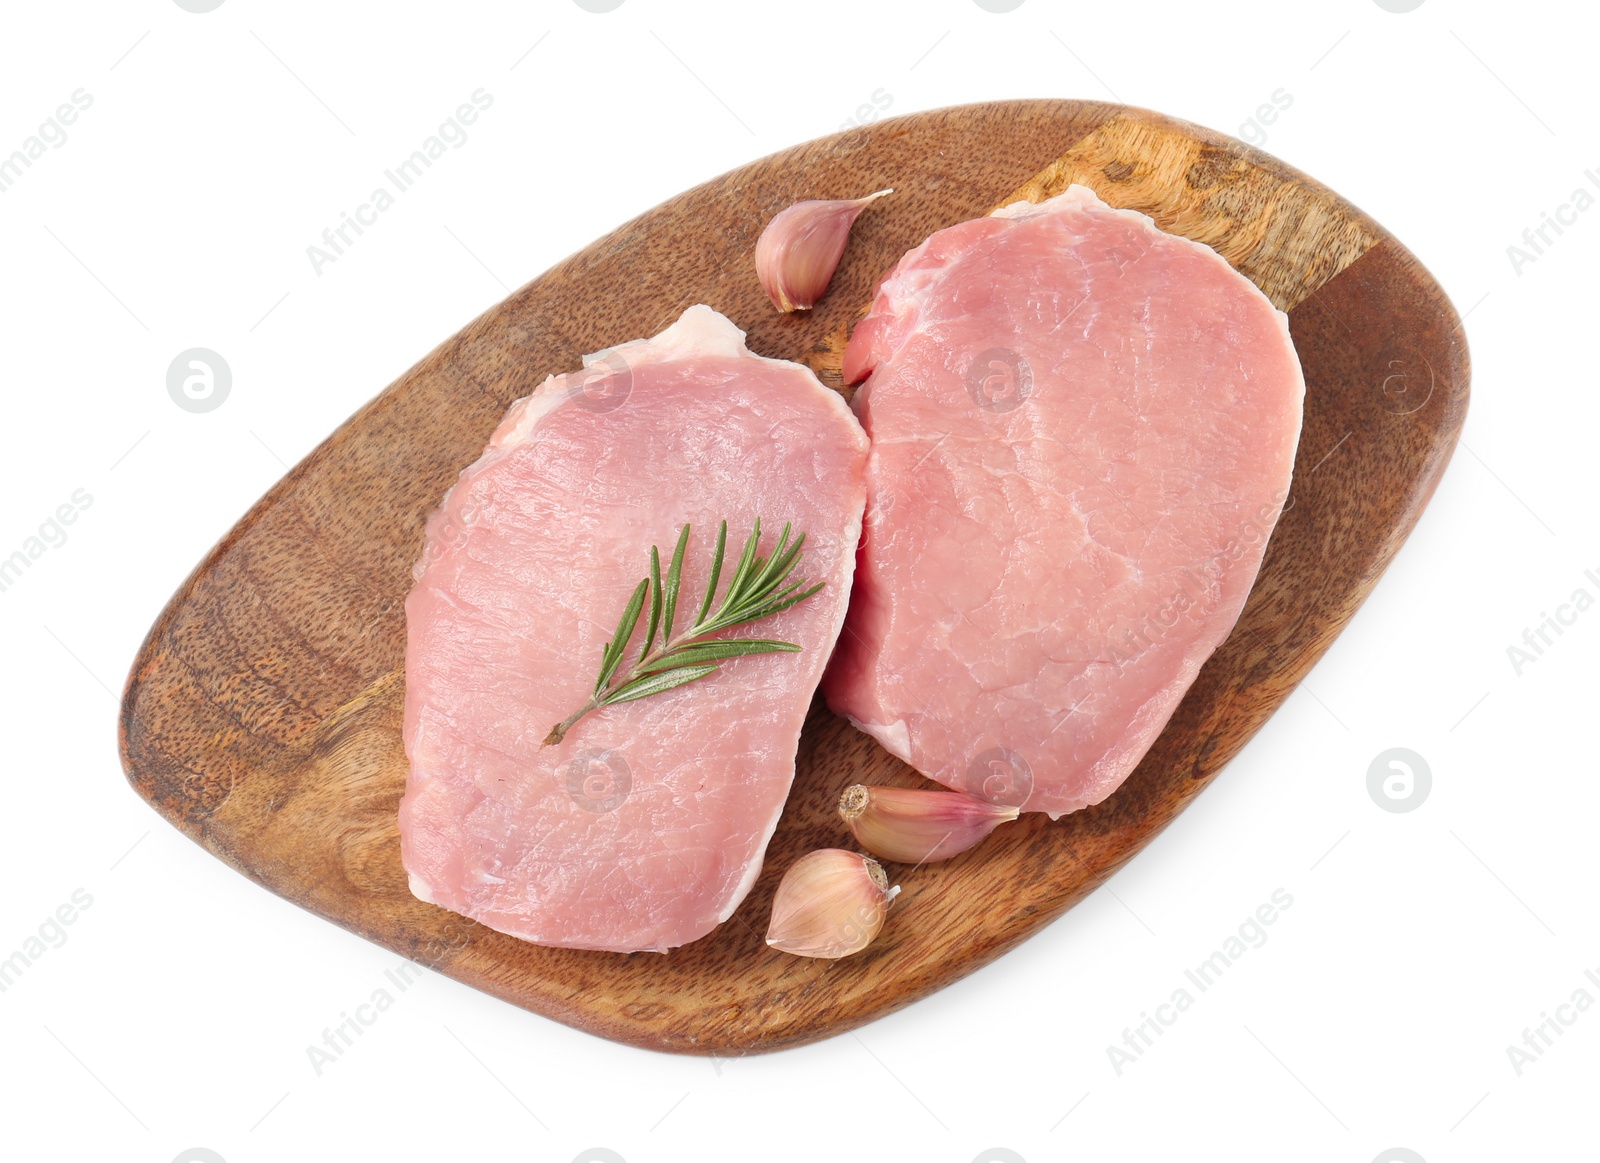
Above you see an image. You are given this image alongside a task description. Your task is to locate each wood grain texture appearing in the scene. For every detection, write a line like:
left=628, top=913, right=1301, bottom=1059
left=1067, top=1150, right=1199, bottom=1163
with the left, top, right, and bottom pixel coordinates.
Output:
left=118, top=101, right=1469, bottom=1054
left=1007, top=113, right=1379, bottom=311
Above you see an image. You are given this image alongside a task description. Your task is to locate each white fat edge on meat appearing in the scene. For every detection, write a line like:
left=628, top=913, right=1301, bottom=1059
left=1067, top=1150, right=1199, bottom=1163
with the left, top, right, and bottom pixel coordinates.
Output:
left=991, top=184, right=1302, bottom=345
left=843, top=714, right=911, bottom=764
left=407, top=871, right=437, bottom=904
left=498, top=303, right=865, bottom=451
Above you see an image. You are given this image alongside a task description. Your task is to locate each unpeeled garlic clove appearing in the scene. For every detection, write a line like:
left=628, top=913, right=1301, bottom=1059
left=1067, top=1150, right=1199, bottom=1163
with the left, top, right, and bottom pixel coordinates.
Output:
left=838, top=784, right=1019, bottom=864
left=755, top=189, right=892, bottom=312
left=765, top=848, right=897, bottom=958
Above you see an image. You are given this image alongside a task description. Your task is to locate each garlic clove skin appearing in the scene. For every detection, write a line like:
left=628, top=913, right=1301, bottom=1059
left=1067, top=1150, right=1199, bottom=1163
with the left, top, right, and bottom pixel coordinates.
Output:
left=838, top=784, right=1019, bottom=864
left=755, top=189, right=892, bottom=312
left=765, top=848, right=897, bottom=958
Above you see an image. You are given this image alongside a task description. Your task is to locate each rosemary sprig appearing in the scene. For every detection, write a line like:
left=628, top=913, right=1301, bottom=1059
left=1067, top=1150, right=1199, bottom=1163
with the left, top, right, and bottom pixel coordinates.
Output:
left=542, top=519, right=824, bottom=747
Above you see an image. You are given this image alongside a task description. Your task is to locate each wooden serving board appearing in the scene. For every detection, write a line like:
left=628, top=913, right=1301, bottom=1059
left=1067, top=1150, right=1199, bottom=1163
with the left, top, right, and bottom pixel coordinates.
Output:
left=119, top=100, right=1468, bottom=1054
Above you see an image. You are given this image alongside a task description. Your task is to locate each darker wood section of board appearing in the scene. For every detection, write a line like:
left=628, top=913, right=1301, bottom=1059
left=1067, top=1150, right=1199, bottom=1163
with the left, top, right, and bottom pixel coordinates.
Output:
left=118, top=100, right=1467, bottom=1054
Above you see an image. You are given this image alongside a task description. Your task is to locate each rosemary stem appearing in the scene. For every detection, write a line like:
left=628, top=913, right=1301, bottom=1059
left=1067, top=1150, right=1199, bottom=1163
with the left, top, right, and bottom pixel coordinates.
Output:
left=625, top=626, right=701, bottom=683
left=542, top=702, right=595, bottom=748
left=543, top=627, right=700, bottom=748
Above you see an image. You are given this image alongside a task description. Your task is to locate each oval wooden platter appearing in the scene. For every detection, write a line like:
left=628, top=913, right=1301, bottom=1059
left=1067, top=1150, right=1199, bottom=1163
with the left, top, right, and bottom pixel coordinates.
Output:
left=119, top=100, right=1468, bottom=1055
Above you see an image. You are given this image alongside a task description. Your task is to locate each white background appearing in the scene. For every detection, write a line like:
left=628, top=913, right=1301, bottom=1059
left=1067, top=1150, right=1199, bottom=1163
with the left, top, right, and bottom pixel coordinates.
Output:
left=0, top=1, right=1593, bottom=1161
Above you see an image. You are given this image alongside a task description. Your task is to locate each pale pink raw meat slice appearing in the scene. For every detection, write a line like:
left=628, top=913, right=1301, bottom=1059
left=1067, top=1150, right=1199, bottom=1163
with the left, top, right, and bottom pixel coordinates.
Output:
left=824, top=185, right=1304, bottom=818
left=400, top=305, right=868, bottom=952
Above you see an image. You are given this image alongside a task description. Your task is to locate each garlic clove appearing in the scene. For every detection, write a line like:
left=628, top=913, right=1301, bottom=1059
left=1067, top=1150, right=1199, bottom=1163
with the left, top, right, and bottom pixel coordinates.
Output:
left=838, top=784, right=1019, bottom=864
left=765, top=848, right=897, bottom=958
left=755, top=189, right=892, bottom=312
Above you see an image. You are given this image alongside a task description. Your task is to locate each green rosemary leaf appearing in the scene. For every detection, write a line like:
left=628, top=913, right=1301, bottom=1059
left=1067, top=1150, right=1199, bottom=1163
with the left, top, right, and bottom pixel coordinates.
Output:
left=759, top=528, right=806, bottom=592
left=644, top=544, right=664, bottom=656
left=695, top=520, right=728, bottom=628
left=747, top=523, right=794, bottom=594
left=596, top=577, right=649, bottom=695
left=719, top=518, right=764, bottom=614
left=662, top=524, right=690, bottom=643
left=644, top=638, right=801, bottom=670
left=732, top=530, right=805, bottom=620
left=731, top=581, right=827, bottom=626
left=601, top=663, right=719, bottom=706
left=703, top=574, right=811, bottom=636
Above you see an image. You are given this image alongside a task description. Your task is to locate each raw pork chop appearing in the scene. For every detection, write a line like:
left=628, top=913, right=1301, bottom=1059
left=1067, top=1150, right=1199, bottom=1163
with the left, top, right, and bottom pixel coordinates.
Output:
left=824, top=185, right=1304, bottom=818
left=401, top=305, right=868, bottom=952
